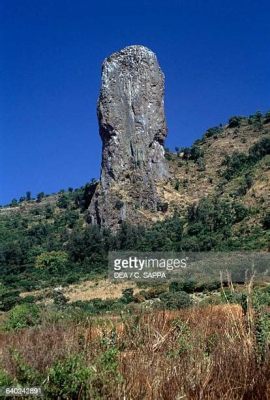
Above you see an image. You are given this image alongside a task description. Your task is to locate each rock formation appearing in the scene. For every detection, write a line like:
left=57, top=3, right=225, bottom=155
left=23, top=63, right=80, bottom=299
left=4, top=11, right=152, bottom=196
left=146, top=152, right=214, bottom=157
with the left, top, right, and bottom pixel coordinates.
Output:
left=88, top=45, right=169, bottom=228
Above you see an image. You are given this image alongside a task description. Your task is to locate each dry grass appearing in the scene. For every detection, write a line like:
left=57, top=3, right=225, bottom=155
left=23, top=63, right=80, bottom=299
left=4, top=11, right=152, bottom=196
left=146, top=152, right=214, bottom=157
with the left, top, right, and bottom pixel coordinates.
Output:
left=20, top=279, right=139, bottom=303
left=0, top=303, right=269, bottom=399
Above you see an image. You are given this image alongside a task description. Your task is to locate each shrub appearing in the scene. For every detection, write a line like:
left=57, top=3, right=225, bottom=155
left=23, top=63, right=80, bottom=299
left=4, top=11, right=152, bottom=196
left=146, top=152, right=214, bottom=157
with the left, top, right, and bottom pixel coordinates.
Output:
left=190, top=145, right=204, bottom=161
left=264, top=111, right=270, bottom=124
left=204, top=126, right=222, bottom=138
left=51, top=290, right=69, bottom=309
left=35, top=251, right=69, bottom=274
left=233, top=202, right=249, bottom=222
left=36, top=192, right=45, bottom=202
left=0, top=289, right=21, bottom=311
left=57, top=193, right=69, bottom=209
left=159, top=291, right=191, bottom=309
left=262, top=213, right=270, bottom=230
left=139, top=285, right=167, bottom=300
left=253, top=287, right=270, bottom=310
left=5, top=304, right=41, bottom=330
left=7, top=350, right=41, bottom=385
left=255, top=313, right=270, bottom=356
left=248, top=111, right=262, bottom=125
left=169, top=279, right=196, bottom=293
left=249, top=137, right=270, bottom=162
left=71, top=298, right=122, bottom=314
left=228, top=116, right=243, bottom=128
left=0, top=368, right=13, bottom=386
left=121, top=288, right=134, bottom=304
left=234, top=174, right=253, bottom=196
left=222, top=152, right=249, bottom=180
left=196, top=280, right=221, bottom=292
left=196, top=157, right=205, bottom=171
left=45, top=354, right=92, bottom=399
left=223, top=138, right=270, bottom=181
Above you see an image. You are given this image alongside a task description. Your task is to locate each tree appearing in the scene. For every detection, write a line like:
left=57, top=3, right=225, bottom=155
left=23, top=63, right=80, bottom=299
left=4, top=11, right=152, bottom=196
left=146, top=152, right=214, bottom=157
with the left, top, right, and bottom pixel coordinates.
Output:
left=36, top=192, right=45, bottom=202
left=228, top=116, right=242, bottom=128
left=57, top=194, right=69, bottom=209
left=26, top=191, right=32, bottom=201
left=10, top=199, right=18, bottom=207
left=190, top=146, right=204, bottom=161
left=35, top=251, right=69, bottom=273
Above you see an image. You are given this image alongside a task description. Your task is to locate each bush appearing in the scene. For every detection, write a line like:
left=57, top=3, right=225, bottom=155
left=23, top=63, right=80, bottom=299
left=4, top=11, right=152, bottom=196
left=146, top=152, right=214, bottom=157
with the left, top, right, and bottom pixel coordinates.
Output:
left=196, top=280, right=221, bottom=292
left=262, top=213, right=270, bottom=230
left=249, top=137, right=270, bottom=162
left=121, top=288, right=134, bottom=304
left=234, top=174, right=253, bottom=196
left=0, top=289, right=21, bottom=311
left=139, top=285, right=167, bottom=300
left=233, top=202, right=249, bottom=222
left=57, top=193, right=70, bottom=209
left=204, top=126, right=222, bottom=138
left=0, top=368, right=13, bottom=386
left=196, top=157, right=205, bottom=171
left=169, top=279, right=196, bottom=294
left=222, top=152, right=249, bottom=180
left=159, top=291, right=191, bottom=309
left=5, top=304, right=41, bottom=331
left=71, top=298, right=122, bottom=314
left=223, top=138, right=270, bottom=181
left=45, top=354, right=92, bottom=399
left=253, top=287, right=270, bottom=310
left=264, top=111, right=270, bottom=124
left=35, top=251, right=69, bottom=274
left=190, top=146, right=204, bottom=161
left=228, top=116, right=243, bottom=128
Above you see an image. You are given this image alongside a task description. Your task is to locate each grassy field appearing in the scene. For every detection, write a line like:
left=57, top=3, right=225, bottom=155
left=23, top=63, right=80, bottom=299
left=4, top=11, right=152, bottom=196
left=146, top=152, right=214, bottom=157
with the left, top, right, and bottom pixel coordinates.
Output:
left=0, top=283, right=270, bottom=399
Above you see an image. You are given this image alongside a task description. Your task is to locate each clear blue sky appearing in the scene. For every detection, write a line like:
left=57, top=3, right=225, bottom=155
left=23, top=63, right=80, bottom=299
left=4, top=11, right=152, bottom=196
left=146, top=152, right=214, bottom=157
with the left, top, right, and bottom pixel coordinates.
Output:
left=1, top=0, right=269, bottom=205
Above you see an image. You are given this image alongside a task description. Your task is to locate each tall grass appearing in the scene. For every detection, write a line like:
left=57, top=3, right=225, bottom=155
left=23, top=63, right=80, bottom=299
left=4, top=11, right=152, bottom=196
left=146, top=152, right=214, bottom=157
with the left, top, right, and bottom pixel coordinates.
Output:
left=0, top=293, right=269, bottom=399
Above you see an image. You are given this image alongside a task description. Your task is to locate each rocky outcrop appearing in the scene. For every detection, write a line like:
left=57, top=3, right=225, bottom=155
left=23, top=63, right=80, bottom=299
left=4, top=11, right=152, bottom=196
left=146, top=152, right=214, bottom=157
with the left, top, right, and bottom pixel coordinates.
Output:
left=88, top=45, right=169, bottom=229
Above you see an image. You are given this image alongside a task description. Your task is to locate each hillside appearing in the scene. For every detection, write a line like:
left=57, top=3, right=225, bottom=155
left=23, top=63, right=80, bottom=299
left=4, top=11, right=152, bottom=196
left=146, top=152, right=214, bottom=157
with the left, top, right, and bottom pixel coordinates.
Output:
left=0, top=110, right=269, bottom=297
left=1, top=110, right=270, bottom=399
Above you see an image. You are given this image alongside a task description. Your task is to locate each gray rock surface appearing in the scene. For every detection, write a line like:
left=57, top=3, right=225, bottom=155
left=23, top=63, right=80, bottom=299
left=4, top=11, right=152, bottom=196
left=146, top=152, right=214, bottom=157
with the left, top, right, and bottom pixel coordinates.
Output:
left=89, top=45, right=169, bottom=228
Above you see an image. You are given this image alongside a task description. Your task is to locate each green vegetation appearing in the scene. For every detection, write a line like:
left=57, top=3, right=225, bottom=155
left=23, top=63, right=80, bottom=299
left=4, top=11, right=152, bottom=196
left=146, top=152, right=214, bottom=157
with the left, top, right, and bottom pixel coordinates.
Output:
left=159, top=290, right=191, bottom=309
left=0, top=282, right=270, bottom=399
left=228, top=116, right=243, bottom=128
left=0, top=187, right=267, bottom=301
left=4, top=303, right=41, bottom=331
left=203, top=125, right=223, bottom=139
left=46, top=354, right=92, bottom=399
left=0, top=111, right=269, bottom=313
left=262, top=213, right=270, bottom=230
left=222, top=137, right=270, bottom=180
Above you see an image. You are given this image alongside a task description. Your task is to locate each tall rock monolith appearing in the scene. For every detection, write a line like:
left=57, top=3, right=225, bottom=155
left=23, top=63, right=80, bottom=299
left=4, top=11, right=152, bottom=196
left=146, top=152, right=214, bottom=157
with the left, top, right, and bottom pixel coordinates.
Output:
left=89, top=45, right=169, bottom=228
